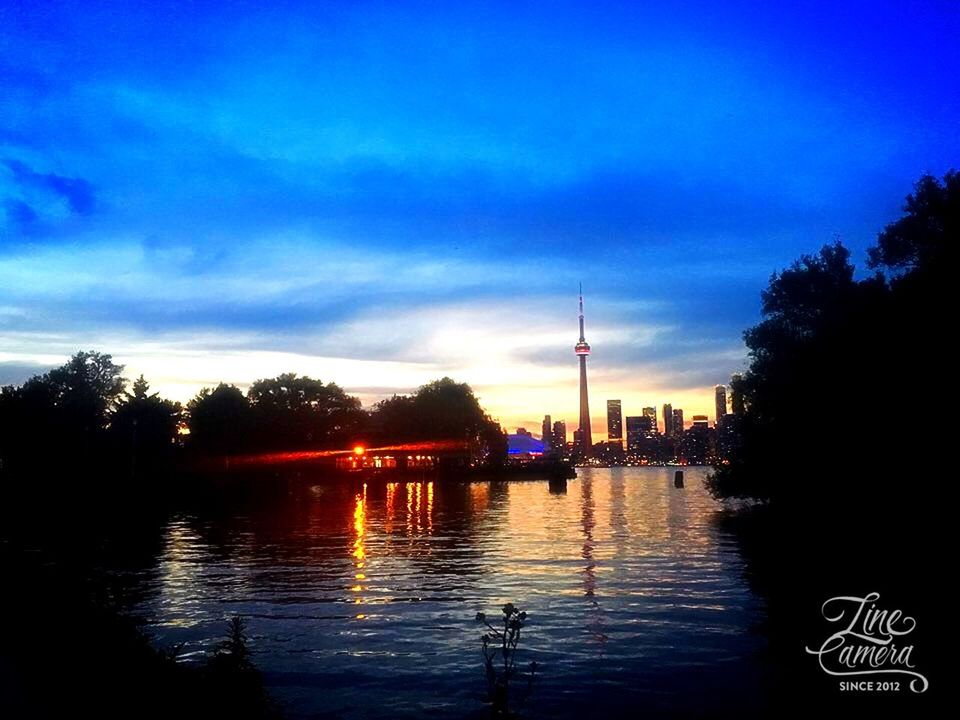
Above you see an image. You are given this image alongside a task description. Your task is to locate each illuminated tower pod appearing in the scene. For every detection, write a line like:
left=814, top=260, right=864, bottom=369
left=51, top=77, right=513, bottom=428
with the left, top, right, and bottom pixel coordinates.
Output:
left=575, top=285, right=593, bottom=456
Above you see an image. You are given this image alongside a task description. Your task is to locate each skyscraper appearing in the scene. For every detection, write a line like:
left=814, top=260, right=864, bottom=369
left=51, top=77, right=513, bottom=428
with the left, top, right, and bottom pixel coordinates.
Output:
left=626, top=415, right=656, bottom=457
left=541, top=414, right=552, bottom=451
left=552, top=420, right=567, bottom=451
left=642, top=406, right=658, bottom=434
left=606, top=399, right=622, bottom=443
left=574, top=285, right=592, bottom=455
left=672, top=408, right=684, bottom=435
left=715, top=385, right=728, bottom=423
left=683, top=415, right=712, bottom=464
left=663, top=403, right=674, bottom=437
left=625, top=416, right=644, bottom=453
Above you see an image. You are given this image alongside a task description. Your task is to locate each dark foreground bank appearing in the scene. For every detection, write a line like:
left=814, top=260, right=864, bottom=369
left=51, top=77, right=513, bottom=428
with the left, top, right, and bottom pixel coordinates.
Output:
left=0, top=480, right=281, bottom=720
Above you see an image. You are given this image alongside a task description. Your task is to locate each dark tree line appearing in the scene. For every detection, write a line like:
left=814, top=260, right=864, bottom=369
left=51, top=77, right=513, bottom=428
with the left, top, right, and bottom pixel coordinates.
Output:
left=0, top=361, right=506, bottom=481
left=0, top=351, right=133, bottom=476
left=185, top=375, right=367, bottom=458
left=707, top=170, right=956, bottom=709
left=709, top=169, right=957, bottom=508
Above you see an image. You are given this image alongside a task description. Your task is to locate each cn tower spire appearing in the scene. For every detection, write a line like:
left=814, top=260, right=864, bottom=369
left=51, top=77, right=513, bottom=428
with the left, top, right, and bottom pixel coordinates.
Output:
left=578, top=282, right=586, bottom=342
left=574, top=283, right=592, bottom=456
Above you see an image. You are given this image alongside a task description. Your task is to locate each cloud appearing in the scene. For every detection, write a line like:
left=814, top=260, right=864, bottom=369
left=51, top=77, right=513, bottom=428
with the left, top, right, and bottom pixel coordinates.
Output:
left=0, top=158, right=96, bottom=238
left=2, top=198, right=38, bottom=228
left=0, top=360, right=54, bottom=386
left=3, top=159, right=95, bottom=214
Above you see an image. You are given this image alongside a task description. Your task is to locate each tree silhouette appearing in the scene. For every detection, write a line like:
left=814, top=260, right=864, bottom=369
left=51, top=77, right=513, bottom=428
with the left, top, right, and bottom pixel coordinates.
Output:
left=0, top=351, right=126, bottom=474
left=2, top=366, right=508, bottom=474
left=868, top=170, right=958, bottom=274
left=707, top=244, right=866, bottom=499
left=710, top=170, right=956, bottom=503
left=246, top=373, right=366, bottom=451
left=28, top=350, right=126, bottom=428
left=186, top=384, right=252, bottom=459
left=371, top=378, right=506, bottom=466
left=707, top=172, right=955, bottom=708
left=109, top=375, right=182, bottom=475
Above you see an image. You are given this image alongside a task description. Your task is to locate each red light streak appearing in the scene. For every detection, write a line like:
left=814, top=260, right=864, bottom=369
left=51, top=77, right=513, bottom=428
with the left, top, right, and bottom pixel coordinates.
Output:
left=229, top=439, right=469, bottom=467
left=367, top=440, right=468, bottom=454
left=230, top=449, right=347, bottom=466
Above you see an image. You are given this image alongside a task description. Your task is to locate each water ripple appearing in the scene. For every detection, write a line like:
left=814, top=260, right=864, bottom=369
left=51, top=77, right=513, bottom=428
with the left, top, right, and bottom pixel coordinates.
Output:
left=122, top=467, right=766, bottom=718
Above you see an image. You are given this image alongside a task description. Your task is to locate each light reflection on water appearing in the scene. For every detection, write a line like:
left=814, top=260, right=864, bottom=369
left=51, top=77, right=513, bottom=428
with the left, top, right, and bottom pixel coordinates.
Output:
left=131, top=468, right=767, bottom=718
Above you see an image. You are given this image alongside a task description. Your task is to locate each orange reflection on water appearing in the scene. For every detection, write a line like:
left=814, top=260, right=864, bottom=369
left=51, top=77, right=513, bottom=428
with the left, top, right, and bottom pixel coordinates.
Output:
left=406, top=482, right=415, bottom=535
left=469, top=482, right=490, bottom=513
left=426, top=481, right=434, bottom=533
left=385, top=482, right=397, bottom=534
left=399, top=481, right=435, bottom=538
left=351, top=485, right=367, bottom=606
left=353, top=488, right=367, bottom=566
left=415, top=482, right=422, bottom=533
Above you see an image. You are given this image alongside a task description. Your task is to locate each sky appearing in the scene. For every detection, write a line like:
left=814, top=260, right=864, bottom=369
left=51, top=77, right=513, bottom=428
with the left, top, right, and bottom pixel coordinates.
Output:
left=2, top=0, right=959, bottom=436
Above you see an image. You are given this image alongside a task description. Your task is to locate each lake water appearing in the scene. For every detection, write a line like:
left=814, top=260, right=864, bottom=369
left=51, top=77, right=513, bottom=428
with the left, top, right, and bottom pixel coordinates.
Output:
left=117, top=467, right=768, bottom=718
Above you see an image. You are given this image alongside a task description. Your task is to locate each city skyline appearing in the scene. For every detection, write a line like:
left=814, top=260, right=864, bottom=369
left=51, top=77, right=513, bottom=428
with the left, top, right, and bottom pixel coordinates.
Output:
left=0, top=284, right=733, bottom=436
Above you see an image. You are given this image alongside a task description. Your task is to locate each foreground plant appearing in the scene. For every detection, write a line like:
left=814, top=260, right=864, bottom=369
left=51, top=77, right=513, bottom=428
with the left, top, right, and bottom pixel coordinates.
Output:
left=476, top=603, right=538, bottom=717
left=203, top=616, right=280, bottom=718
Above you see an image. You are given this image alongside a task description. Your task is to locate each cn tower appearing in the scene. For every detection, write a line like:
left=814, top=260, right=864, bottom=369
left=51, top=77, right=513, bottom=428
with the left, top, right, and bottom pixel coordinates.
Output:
left=574, top=284, right=592, bottom=455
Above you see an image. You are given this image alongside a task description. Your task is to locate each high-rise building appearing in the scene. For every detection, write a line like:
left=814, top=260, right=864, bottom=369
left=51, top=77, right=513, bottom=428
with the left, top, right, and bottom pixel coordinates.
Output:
left=552, top=420, right=567, bottom=451
left=682, top=417, right=713, bottom=464
left=606, top=399, right=622, bottom=443
left=663, top=403, right=674, bottom=437
left=574, top=285, right=593, bottom=456
left=672, top=408, right=684, bottom=435
left=572, top=428, right=585, bottom=454
left=626, top=415, right=657, bottom=457
left=541, top=415, right=552, bottom=451
left=715, top=385, right=728, bottom=423
left=730, top=374, right=745, bottom=415
left=642, top=406, right=658, bottom=434
left=625, top=416, right=644, bottom=453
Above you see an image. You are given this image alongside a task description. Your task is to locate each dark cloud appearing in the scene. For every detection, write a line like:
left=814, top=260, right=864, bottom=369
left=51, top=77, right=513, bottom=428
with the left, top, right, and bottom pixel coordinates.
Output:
left=3, top=198, right=39, bottom=228
left=197, top=159, right=837, bottom=260
left=3, top=158, right=96, bottom=216
left=0, top=361, right=53, bottom=386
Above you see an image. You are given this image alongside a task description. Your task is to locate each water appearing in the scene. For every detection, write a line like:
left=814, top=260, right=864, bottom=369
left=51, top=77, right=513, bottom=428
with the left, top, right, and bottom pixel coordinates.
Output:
left=114, top=467, right=768, bottom=718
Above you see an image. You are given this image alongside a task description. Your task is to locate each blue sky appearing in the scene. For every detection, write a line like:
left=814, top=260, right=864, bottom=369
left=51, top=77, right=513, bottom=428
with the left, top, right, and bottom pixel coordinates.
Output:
left=2, top=0, right=959, bottom=432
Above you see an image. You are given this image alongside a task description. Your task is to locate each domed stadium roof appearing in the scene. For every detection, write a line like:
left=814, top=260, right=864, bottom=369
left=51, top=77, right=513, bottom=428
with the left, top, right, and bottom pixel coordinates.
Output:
left=507, top=433, right=544, bottom=455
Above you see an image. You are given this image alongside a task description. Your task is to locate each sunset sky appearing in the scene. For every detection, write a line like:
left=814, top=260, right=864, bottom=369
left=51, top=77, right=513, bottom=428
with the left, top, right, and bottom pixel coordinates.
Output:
left=2, top=1, right=959, bottom=434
